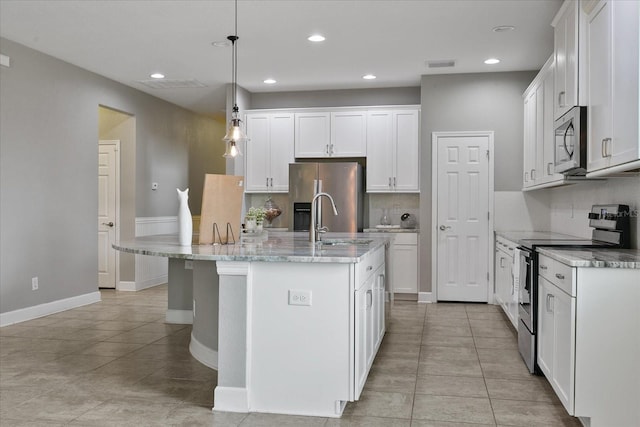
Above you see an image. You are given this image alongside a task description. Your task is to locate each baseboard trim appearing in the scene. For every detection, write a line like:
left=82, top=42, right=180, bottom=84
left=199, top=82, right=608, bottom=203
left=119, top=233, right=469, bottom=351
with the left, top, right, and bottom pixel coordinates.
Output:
left=166, top=309, right=193, bottom=325
left=0, top=291, right=102, bottom=327
left=189, top=332, right=218, bottom=370
left=418, top=292, right=435, bottom=303
left=118, top=280, right=166, bottom=292
left=213, top=386, right=249, bottom=413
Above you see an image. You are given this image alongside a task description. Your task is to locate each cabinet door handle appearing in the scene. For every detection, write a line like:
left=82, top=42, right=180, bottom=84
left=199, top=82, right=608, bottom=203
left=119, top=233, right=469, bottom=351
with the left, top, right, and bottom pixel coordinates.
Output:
left=266, top=177, right=269, bottom=187
left=547, top=162, right=553, bottom=175
left=500, top=257, right=505, bottom=268
left=330, top=144, right=334, bottom=155
left=270, top=177, right=273, bottom=187
left=602, top=138, right=612, bottom=157
left=366, top=265, right=373, bottom=271
left=546, top=293, right=555, bottom=313
left=531, top=169, right=536, bottom=181
left=558, top=91, right=565, bottom=108
left=326, top=144, right=329, bottom=155
left=366, top=289, right=373, bottom=309
left=524, top=172, right=529, bottom=182
left=555, top=273, right=565, bottom=280
left=388, top=177, right=392, bottom=188
left=393, top=177, right=397, bottom=187
left=540, top=265, right=548, bottom=270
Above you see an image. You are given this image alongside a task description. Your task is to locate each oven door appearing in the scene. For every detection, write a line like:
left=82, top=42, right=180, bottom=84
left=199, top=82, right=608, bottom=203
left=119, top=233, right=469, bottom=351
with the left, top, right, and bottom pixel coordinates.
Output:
left=517, top=247, right=533, bottom=332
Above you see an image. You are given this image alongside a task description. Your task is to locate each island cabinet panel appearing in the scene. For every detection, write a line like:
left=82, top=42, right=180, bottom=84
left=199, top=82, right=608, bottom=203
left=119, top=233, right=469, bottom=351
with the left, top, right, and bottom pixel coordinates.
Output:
left=248, top=262, right=353, bottom=417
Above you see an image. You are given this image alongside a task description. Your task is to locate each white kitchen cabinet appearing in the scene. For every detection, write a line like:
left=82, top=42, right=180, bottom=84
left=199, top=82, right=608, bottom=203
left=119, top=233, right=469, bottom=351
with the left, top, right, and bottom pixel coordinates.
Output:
left=522, top=56, right=563, bottom=190
left=389, top=232, right=418, bottom=294
left=295, top=111, right=367, bottom=158
left=366, top=109, right=420, bottom=192
left=245, top=112, right=294, bottom=192
left=552, top=0, right=580, bottom=120
left=354, top=245, right=385, bottom=399
left=537, top=275, right=575, bottom=413
left=536, top=252, right=640, bottom=426
left=586, top=0, right=640, bottom=173
left=494, top=236, right=517, bottom=328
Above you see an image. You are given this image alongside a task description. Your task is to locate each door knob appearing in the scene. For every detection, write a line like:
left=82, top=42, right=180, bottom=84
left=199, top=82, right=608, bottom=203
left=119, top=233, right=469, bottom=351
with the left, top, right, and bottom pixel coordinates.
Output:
left=102, top=222, right=114, bottom=227
left=439, top=225, right=451, bottom=231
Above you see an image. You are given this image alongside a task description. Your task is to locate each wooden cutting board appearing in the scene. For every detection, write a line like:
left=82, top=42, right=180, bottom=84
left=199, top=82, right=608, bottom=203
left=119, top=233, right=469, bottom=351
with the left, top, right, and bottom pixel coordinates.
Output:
left=198, top=174, right=244, bottom=244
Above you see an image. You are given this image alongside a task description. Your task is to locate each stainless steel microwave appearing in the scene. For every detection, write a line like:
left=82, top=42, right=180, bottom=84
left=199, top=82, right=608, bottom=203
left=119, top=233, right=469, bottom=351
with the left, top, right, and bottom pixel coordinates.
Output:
left=554, top=106, right=587, bottom=175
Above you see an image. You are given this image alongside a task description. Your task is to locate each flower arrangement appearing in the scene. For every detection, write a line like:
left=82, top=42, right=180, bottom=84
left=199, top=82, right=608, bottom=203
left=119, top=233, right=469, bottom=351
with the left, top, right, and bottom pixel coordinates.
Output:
left=246, top=206, right=266, bottom=223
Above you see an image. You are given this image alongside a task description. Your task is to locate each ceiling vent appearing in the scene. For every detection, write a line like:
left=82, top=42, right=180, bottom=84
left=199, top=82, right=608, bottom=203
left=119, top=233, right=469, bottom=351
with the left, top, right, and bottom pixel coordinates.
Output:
left=426, top=60, right=456, bottom=69
left=136, top=79, right=207, bottom=89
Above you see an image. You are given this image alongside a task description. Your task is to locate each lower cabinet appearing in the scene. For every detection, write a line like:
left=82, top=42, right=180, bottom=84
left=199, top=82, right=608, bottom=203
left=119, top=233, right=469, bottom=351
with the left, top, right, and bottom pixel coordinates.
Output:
left=536, top=252, right=640, bottom=427
left=389, top=233, right=418, bottom=294
left=354, top=246, right=386, bottom=399
left=537, top=275, right=575, bottom=413
left=494, top=236, right=517, bottom=328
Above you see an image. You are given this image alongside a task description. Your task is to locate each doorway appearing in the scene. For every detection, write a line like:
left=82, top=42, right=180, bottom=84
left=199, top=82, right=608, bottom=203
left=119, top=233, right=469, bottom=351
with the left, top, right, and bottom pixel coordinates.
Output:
left=431, top=131, right=494, bottom=302
left=98, top=140, right=120, bottom=288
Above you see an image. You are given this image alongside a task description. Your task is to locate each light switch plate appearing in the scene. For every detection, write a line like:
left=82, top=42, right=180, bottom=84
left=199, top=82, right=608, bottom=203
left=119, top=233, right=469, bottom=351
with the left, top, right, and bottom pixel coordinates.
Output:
left=288, top=290, right=312, bottom=306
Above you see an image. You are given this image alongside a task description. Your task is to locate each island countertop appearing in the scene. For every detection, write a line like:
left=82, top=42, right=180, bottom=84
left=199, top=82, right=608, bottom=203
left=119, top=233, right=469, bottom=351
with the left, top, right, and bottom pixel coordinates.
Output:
left=113, top=231, right=391, bottom=263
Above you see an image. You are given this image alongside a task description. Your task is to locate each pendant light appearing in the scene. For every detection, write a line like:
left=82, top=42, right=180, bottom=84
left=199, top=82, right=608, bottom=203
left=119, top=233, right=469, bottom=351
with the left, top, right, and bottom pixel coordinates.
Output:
left=222, top=0, right=247, bottom=158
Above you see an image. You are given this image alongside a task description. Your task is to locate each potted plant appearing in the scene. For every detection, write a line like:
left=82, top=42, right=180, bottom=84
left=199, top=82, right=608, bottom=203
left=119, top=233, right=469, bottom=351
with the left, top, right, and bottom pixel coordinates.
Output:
left=246, top=206, right=266, bottom=231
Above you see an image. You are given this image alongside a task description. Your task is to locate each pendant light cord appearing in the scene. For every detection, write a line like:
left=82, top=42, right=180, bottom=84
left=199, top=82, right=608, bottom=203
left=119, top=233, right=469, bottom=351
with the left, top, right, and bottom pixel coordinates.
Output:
left=230, top=0, right=239, bottom=113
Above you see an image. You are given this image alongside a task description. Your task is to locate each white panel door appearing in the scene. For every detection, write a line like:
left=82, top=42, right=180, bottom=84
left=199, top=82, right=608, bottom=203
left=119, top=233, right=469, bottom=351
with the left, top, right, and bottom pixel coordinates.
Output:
left=98, top=142, right=118, bottom=288
left=436, top=134, right=490, bottom=302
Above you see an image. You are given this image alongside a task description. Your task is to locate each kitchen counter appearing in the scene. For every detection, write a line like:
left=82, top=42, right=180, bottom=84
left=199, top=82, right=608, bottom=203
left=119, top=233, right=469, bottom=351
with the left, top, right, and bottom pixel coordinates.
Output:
left=537, top=248, right=640, bottom=268
left=114, top=231, right=390, bottom=263
left=112, top=231, right=390, bottom=418
left=364, top=227, right=419, bottom=233
left=495, top=230, right=580, bottom=244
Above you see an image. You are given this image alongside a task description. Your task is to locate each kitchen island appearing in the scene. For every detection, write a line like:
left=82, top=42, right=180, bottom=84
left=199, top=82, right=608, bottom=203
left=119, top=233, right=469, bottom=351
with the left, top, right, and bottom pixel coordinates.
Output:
left=113, top=231, right=391, bottom=418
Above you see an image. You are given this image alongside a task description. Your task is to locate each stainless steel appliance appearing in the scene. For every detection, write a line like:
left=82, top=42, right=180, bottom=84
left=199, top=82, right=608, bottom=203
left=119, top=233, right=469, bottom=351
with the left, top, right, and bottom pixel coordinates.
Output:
left=554, top=106, right=587, bottom=175
left=289, top=162, right=364, bottom=232
left=516, top=204, right=630, bottom=373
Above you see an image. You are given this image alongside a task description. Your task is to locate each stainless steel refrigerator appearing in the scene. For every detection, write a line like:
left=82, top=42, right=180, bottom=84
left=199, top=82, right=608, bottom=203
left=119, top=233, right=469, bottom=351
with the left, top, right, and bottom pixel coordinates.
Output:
left=289, top=162, right=364, bottom=232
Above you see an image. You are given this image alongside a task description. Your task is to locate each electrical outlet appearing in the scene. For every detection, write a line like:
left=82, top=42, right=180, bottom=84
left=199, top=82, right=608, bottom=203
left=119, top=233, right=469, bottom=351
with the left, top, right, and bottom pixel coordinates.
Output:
left=288, top=290, right=312, bottom=306
left=31, top=277, right=38, bottom=291
left=185, top=260, right=193, bottom=270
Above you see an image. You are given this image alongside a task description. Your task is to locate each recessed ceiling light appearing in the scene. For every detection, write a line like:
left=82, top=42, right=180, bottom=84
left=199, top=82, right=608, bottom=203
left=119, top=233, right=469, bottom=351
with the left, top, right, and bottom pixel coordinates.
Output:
left=263, top=79, right=277, bottom=84
left=150, top=73, right=165, bottom=79
left=484, top=58, right=500, bottom=65
left=492, top=25, right=515, bottom=33
left=362, top=74, right=377, bottom=80
left=308, top=34, right=326, bottom=42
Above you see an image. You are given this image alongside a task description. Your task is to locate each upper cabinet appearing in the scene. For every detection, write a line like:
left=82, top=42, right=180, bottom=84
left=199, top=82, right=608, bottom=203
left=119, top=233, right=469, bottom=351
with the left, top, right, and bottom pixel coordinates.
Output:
left=523, top=56, right=563, bottom=190
left=366, top=109, right=420, bottom=192
left=295, top=111, right=367, bottom=158
left=245, top=112, right=295, bottom=193
left=585, top=0, right=640, bottom=174
left=552, top=0, right=580, bottom=120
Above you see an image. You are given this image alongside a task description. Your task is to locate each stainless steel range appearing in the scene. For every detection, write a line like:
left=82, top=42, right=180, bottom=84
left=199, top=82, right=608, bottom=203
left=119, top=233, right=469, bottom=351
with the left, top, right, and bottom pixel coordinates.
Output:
left=516, top=204, right=631, bottom=373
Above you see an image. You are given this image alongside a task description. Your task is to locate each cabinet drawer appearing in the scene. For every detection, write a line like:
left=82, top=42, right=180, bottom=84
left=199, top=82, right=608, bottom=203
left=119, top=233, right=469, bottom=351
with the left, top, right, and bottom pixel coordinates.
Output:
left=538, top=254, right=575, bottom=296
left=358, top=246, right=385, bottom=284
left=392, top=233, right=417, bottom=245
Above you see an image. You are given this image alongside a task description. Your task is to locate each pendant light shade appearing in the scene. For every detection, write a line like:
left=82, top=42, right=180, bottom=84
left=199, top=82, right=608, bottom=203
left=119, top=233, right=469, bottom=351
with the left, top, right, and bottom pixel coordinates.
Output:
left=222, top=3, right=247, bottom=158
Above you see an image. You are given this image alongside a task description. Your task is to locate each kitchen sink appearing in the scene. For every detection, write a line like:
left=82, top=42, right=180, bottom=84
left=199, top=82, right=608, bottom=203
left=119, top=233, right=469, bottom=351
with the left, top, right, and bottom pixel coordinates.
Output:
left=317, top=239, right=374, bottom=246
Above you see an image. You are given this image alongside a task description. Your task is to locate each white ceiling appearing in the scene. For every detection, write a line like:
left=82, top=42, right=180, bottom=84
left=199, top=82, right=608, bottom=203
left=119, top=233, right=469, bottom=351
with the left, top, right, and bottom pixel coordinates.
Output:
left=0, top=0, right=561, bottom=116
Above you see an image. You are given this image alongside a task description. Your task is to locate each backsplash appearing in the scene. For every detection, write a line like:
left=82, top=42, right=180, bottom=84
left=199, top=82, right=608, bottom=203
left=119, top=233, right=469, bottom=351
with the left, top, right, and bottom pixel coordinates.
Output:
left=547, top=176, right=640, bottom=248
left=368, top=193, right=419, bottom=228
left=245, top=192, right=420, bottom=230
left=494, top=191, right=550, bottom=231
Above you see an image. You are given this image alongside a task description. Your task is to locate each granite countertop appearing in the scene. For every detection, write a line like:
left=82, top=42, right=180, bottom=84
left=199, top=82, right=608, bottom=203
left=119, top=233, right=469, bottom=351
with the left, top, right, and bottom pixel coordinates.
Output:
left=495, top=230, right=582, bottom=244
left=537, top=248, right=640, bottom=269
left=113, top=231, right=390, bottom=263
left=364, top=227, right=419, bottom=233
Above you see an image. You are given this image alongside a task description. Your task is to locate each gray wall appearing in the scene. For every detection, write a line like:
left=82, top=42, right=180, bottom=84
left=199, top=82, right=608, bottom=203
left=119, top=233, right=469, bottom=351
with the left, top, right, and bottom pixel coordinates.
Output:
left=250, top=87, right=421, bottom=109
left=0, top=37, right=218, bottom=314
left=419, top=71, right=537, bottom=293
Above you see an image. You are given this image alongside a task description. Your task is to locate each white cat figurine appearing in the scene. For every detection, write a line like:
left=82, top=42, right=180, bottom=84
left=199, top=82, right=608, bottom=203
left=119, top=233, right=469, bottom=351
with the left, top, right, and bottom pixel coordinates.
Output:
left=177, top=188, right=193, bottom=246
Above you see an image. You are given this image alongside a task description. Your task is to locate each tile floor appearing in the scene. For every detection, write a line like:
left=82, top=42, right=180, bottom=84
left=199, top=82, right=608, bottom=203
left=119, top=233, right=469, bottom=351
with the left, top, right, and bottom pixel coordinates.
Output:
left=0, top=285, right=581, bottom=426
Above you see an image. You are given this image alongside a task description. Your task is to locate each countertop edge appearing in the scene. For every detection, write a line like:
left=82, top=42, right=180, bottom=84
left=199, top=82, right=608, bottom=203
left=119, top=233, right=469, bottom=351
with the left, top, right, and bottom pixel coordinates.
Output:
left=537, top=247, right=640, bottom=269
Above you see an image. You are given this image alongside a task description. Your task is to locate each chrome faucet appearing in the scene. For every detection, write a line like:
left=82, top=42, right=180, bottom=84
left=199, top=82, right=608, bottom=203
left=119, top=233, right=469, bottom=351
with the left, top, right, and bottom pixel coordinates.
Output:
left=309, top=192, right=339, bottom=244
